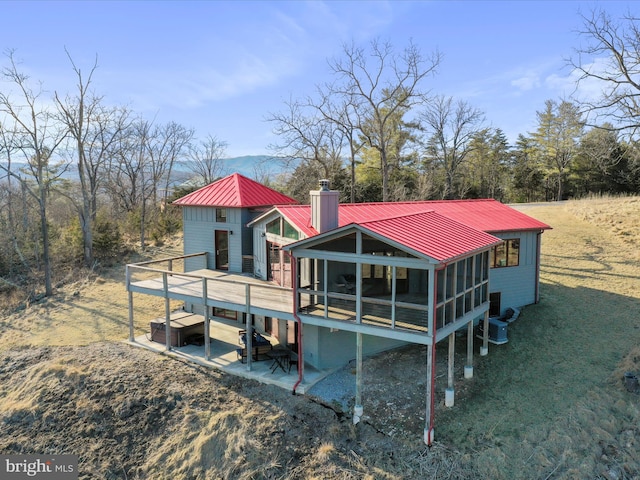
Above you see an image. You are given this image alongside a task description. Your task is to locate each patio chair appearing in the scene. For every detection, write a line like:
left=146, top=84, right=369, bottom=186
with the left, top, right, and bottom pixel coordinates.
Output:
left=237, top=329, right=272, bottom=362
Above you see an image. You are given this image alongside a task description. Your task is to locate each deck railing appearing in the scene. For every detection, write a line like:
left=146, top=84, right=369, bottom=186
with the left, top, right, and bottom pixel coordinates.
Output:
left=126, top=252, right=294, bottom=320
left=298, top=287, right=430, bottom=334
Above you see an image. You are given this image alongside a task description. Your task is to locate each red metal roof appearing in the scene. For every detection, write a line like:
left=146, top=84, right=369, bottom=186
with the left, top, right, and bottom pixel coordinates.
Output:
left=413, top=199, right=551, bottom=233
left=357, top=211, right=502, bottom=262
left=276, top=199, right=550, bottom=238
left=172, top=173, right=298, bottom=208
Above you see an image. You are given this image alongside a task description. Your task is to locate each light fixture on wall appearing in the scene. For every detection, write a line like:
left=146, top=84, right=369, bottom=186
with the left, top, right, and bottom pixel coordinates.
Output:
left=229, top=230, right=233, bottom=235
left=261, top=232, right=266, bottom=237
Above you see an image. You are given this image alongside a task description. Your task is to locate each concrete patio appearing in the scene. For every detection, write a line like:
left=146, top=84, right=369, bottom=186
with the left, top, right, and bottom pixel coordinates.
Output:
left=127, top=312, right=333, bottom=394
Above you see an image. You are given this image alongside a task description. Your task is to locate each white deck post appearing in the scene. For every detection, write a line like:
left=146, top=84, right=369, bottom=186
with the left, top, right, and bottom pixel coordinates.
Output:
left=481, top=310, right=489, bottom=356
left=127, top=265, right=134, bottom=342
left=425, top=342, right=434, bottom=445
left=245, top=284, right=252, bottom=371
left=445, top=333, right=455, bottom=407
left=465, top=321, right=474, bottom=379
left=163, top=272, right=171, bottom=351
left=128, top=290, right=134, bottom=342
left=424, top=266, right=436, bottom=446
left=353, top=331, right=363, bottom=424
left=202, top=278, right=210, bottom=360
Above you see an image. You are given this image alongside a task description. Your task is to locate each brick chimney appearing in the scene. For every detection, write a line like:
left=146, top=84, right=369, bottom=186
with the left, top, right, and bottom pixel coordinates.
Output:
left=310, top=179, right=339, bottom=233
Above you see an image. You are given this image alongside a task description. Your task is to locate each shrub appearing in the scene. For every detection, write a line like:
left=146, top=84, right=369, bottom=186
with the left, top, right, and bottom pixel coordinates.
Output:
left=93, top=215, right=123, bottom=264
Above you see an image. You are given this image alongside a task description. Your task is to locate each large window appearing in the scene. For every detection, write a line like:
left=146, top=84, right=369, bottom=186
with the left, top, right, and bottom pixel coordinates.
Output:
left=266, top=217, right=299, bottom=240
left=490, top=239, right=520, bottom=268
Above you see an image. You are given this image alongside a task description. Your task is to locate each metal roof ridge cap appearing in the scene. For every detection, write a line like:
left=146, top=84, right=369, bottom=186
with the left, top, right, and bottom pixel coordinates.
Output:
left=357, top=209, right=439, bottom=225
left=233, top=173, right=244, bottom=206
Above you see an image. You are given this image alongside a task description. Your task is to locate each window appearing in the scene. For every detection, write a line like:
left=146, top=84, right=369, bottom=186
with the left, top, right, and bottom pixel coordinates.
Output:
left=216, top=208, right=227, bottom=223
left=213, top=307, right=237, bottom=320
left=266, top=218, right=280, bottom=235
left=265, top=217, right=299, bottom=240
left=490, top=239, right=520, bottom=268
left=283, top=220, right=299, bottom=240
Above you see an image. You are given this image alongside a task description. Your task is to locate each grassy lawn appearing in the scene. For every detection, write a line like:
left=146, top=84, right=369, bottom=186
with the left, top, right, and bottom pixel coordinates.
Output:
left=437, top=199, right=640, bottom=478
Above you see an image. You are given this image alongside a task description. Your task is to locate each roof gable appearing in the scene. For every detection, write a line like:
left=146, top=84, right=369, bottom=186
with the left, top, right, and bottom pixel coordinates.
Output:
left=284, top=211, right=501, bottom=263
left=172, top=173, right=298, bottom=208
left=358, top=211, right=502, bottom=262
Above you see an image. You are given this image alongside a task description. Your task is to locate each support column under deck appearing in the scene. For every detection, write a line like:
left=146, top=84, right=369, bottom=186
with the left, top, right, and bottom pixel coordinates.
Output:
left=245, top=284, right=252, bottom=372
left=164, top=273, right=171, bottom=351
left=481, top=310, right=489, bottom=356
left=353, top=332, right=363, bottom=424
left=203, top=278, right=210, bottom=361
left=128, top=291, right=134, bottom=342
left=424, top=342, right=435, bottom=446
left=445, top=334, right=455, bottom=407
left=465, top=321, right=474, bottom=379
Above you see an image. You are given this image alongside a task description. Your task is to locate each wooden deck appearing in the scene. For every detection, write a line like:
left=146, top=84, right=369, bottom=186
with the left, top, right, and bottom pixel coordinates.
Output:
left=128, top=268, right=295, bottom=320
left=126, top=255, right=433, bottom=344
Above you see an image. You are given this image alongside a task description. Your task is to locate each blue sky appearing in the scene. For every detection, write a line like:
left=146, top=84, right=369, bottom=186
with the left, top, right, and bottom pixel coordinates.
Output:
left=0, top=1, right=635, bottom=157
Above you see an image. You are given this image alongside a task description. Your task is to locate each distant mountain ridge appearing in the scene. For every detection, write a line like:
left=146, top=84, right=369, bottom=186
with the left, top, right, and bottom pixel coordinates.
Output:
left=218, top=155, right=275, bottom=177
left=1, top=155, right=281, bottom=184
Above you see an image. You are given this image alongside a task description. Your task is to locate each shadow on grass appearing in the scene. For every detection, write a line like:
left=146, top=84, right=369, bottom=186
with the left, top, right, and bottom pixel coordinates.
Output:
left=437, top=281, right=640, bottom=448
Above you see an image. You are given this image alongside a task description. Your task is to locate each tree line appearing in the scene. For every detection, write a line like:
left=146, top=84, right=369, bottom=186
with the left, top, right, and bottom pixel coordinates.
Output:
left=267, top=9, right=640, bottom=205
left=0, top=50, right=230, bottom=297
left=1, top=8, right=639, bottom=300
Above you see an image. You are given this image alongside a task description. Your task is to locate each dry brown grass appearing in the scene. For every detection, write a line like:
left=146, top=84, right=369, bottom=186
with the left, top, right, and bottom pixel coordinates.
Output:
left=0, top=240, right=184, bottom=351
left=567, top=194, right=640, bottom=259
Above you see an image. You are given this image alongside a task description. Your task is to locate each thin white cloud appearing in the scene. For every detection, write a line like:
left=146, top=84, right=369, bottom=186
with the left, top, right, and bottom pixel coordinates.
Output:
left=511, top=72, right=542, bottom=92
left=114, top=1, right=402, bottom=115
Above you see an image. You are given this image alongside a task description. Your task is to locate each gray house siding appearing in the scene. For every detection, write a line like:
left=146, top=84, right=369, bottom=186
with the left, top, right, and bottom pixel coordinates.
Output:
left=182, top=206, right=243, bottom=273
left=303, top=324, right=407, bottom=369
left=489, top=230, right=540, bottom=313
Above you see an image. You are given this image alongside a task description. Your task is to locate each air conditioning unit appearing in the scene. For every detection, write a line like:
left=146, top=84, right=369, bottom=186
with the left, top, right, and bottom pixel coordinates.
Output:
left=477, top=317, right=508, bottom=345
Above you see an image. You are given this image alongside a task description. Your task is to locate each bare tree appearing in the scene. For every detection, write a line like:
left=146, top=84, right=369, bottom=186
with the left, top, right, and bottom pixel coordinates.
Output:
left=54, top=51, right=131, bottom=267
left=313, top=92, right=363, bottom=202
left=103, top=119, right=156, bottom=248
left=186, top=134, right=228, bottom=186
left=578, top=123, right=624, bottom=175
left=327, top=38, right=440, bottom=201
left=267, top=97, right=345, bottom=183
left=147, top=121, right=194, bottom=205
left=571, top=9, right=640, bottom=136
left=420, top=96, right=485, bottom=199
left=105, top=124, right=142, bottom=214
left=0, top=119, right=31, bottom=281
left=0, top=51, right=68, bottom=296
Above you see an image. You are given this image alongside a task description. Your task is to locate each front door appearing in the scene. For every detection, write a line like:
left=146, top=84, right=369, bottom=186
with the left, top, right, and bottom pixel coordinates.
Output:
left=267, top=242, right=291, bottom=287
left=215, top=230, right=229, bottom=270
left=267, top=241, right=281, bottom=284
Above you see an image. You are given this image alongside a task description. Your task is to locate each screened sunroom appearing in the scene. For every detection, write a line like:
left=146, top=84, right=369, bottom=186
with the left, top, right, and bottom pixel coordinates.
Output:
left=286, top=223, right=494, bottom=344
